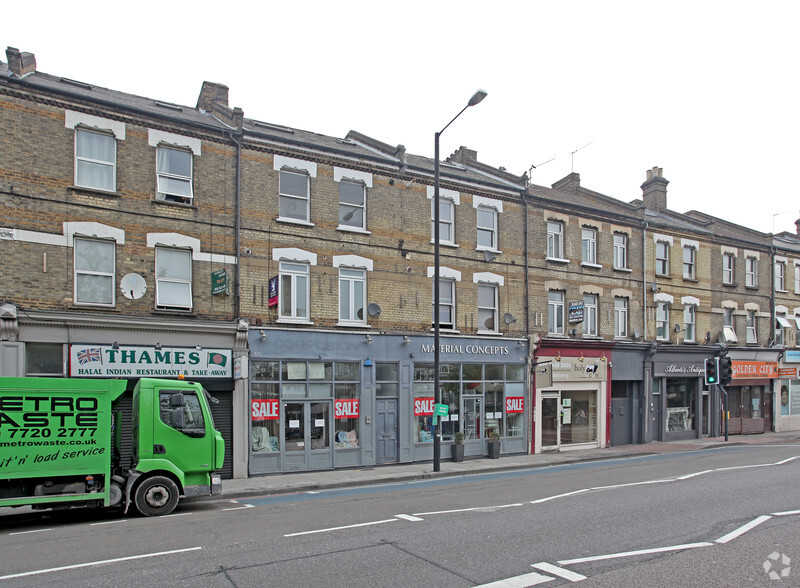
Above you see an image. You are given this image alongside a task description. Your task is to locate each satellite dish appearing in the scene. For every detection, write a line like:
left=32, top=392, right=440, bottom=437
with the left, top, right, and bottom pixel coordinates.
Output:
left=367, top=303, right=382, bottom=318
left=120, top=273, right=146, bottom=300
left=503, top=313, right=516, bottom=325
left=483, top=250, right=496, bottom=262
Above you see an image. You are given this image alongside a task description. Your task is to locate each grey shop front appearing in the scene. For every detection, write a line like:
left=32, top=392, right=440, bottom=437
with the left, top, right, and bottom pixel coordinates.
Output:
left=247, top=329, right=529, bottom=474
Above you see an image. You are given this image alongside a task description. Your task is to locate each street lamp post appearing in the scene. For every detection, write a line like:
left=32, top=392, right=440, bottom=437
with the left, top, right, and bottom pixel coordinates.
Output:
left=433, top=89, right=487, bottom=472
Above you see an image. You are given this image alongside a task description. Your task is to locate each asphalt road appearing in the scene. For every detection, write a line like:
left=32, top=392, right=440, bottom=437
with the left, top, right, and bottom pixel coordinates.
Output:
left=1, top=443, right=799, bottom=587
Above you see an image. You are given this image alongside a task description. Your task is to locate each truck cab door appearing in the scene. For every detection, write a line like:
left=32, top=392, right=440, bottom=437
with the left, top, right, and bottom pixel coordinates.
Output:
left=153, top=388, right=215, bottom=479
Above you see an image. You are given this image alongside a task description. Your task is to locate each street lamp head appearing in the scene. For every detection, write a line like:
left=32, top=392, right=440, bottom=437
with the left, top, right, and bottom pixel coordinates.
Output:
left=468, top=89, right=488, bottom=107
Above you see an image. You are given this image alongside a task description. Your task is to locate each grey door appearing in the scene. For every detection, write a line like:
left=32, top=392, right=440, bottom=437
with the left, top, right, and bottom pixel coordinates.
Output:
left=376, top=398, right=398, bottom=464
left=462, top=396, right=483, bottom=456
left=283, top=401, right=333, bottom=471
left=611, top=396, right=633, bottom=446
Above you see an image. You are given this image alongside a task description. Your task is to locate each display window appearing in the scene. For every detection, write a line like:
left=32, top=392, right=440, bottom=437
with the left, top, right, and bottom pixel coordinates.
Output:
left=666, top=378, right=696, bottom=432
left=560, top=390, right=597, bottom=444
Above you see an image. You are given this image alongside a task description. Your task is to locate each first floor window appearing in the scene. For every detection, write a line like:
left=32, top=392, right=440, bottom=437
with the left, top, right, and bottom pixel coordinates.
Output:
left=156, top=146, right=193, bottom=203
left=279, top=169, right=310, bottom=222
left=339, top=268, right=366, bottom=325
left=433, top=279, right=455, bottom=329
left=582, top=227, right=597, bottom=264
left=280, top=262, right=309, bottom=320
left=656, top=301, right=669, bottom=340
left=155, top=247, right=192, bottom=310
left=614, top=297, right=628, bottom=338
left=683, top=246, right=696, bottom=279
left=723, top=308, right=738, bottom=343
left=722, top=253, right=734, bottom=284
left=613, top=233, right=628, bottom=269
left=583, top=294, right=598, bottom=336
left=656, top=241, right=669, bottom=275
left=477, top=207, right=498, bottom=250
left=548, top=290, right=565, bottom=335
left=746, top=257, right=757, bottom=287
left=74, top=237, right=115, bottom=306
left=775, top=262, right=786, bottom=291
left=547, top=221, right=564, bottom=259
left=75, top=128, right=116, bottom=191
left=478, top=284, right=498, bottom=331
left=339, top=180, right=366, bottom=229
left=795, top=264, right=800, bottom=294
left=684, top=305, right=696, bottom=342
left=746, top=310, right=757, bottom=343
left=432, top=199, right=455, bottom=244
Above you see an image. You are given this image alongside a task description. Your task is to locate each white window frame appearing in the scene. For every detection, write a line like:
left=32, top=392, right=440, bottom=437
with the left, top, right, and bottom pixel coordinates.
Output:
left=582, top=227, right=597, bottom=265
left=613, top=233, right=628, bottom=270
left=656, top=301, right=670, bottom=341
left=723, top=308, right=738, bottom=343
left=655, top=241, right=670, bottom=275
left=74, top=128, right=117, bottom=192
left=155, top=247, right=192, bottom=311
left=746, top=310, right=757, bottom=343
left=683, top=246, right=696, bottom=279
left=775, top=261, right=786, bottom=291
left=431, top=198, right=456, bottom=246
left=74, top=237, right=115, bottom=307
left=583, top=294, right=598, bottom=336
left=477, top=206, right=498, bottom=251
left=279, top=169, right=311, bottom=223
left=722, top=253, right=734, bottom=284
left=433, top=278, right=456, bottom=330
left=614, top=297, right=628, bottom=338
left=338, top=267, right=367, bottom=326
left=548, top=290, right=565, bottom=335
left=477, top=283, right=499, bottom=333
left=547, top=221, right=564, bottom=260
left=795, top=263, right=800, bottom=294
left=683, top=305, right=696, bottom=342
left=746, top=257, right=757, bottom=287
left=338, top=180, right=367, bottom=231
left=156, top=145, right=193, bottom=203
left=279, top=261, right=310, bottom=322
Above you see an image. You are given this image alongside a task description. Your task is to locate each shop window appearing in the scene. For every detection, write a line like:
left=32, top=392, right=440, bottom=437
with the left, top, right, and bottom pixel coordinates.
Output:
left=683, top=305, right=696, bottom=342
left=339, top=268, right=366, bottom=326
left=25, top=343, right=65, bottom=376
left=775, top=261, right=787, bottom=291
left=279, top=169, right=311, bottom=222
left=251, top=382, right=280, bottom=453
left=722, top=253, right=734, bottom=284
left=666, top=378, right=696, bottom=432
left=279, top=262, right=310, bottom=321
left=779, top=383, right=790, bottom=416
left=614, top=297, right=628, bottom=338
left=745, top=256, right=757, bottom=287
left=74, top=237, right=115, bottom=307
left=582, top=227, right=597, bottom=265
left=746, top=310, right=757, bottom=343
left=613, top=233, right=628, bottom=270
left=338, top=180, right=366, bottom=230
left=656, top=241, right=670, bottom=275
left=561, top=390, right=597, bottom=444
left=683, top=246, right=696, bottom=279
left=505, top=382, right=525, bottom=437
left=656, top=301, right=670, bottom=341
left=75, top=128, right=116, bottom=192
left=334, top=382, right=360, bottom=449
left=155, top=247, right=192, bottom=311
left=548, top=290, right=565, bottom=335
left=478, top=284, right=498, bottom=332
left=484, top=382, right=503, bottom=438
left=156, top=146, right=193, bottom=203
left=583, top=294, right=598, bottom=336
left=547, top=221, right=564, bottom=259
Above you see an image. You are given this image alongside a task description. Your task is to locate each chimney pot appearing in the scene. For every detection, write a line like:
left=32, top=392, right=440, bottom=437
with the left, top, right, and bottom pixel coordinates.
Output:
left=641, top=166, right=668, bottom=211
left=6, top=46, right=36, bottom=77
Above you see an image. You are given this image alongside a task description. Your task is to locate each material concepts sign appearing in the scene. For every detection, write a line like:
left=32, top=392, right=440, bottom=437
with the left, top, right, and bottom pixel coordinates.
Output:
left=70, top=345, right=232, bottom=378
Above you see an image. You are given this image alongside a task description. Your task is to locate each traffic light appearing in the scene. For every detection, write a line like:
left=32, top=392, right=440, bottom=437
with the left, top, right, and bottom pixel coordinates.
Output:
left=704, top=357, right=719, bottom=385
left=719, top=356, right=733, bottom=386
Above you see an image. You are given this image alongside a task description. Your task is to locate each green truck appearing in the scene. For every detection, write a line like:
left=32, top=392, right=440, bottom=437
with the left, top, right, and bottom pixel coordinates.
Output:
left=0, top=376, right=224, bottom=516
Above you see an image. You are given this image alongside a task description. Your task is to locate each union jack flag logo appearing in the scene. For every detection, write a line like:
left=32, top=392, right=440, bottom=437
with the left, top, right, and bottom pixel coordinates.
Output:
left=76, top=347, right=102, bottom=365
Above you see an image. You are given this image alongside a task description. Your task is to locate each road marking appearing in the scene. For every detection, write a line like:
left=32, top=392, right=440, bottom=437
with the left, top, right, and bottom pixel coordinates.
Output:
left=223, top=504, right=255, bottom=511
left=589, top=479, right=670, bottom=490
left=532, top=562, right=586, bottom=581
left=395, top=514, right=424, bottom=522
left=559, top=542, right=713, bottom=565
left=716, top=515, right=771, bottom=544
left=90, top=520, right=128, bottom=526
left=0, top=547, right=203, bottom=581
left=775, top=456, right=800, bottom=465
left=161, top=512, right=192, bottom=518
left=9, top=528, right=53, bottom=536
left=676, top=470, right=712, bottom=480
left=474, top=571, right=554, bottom=587
left=284, top=518, right=397, bottom=537
left=414, top=507, right=488, bottom=515
left=772, top=509, right=800, bottom=516
left=531, top=489, right=590, bottom=504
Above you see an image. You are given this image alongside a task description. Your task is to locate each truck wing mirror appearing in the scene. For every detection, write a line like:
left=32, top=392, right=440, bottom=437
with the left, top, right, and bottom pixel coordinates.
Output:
left=170, top=407, right=185, bottom=429
left=170, top=393, right=184, bottom=407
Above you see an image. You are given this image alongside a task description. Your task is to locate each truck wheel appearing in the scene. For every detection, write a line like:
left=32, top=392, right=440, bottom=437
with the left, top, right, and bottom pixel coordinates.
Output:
left=134, top=476, right=180, bottom=516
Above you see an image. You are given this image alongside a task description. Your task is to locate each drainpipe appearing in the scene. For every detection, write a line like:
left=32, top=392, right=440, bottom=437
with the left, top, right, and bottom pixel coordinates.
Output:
left=522, top=190, right=530, bottom=336
left=769, top=244, right=776, bottom=346
left=227, top=131, right=243, bottom=319
left=642, top=222, right=648, bottom=340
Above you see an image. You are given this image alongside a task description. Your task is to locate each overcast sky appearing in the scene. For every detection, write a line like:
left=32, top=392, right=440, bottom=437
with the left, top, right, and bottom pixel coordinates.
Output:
left=5, top=1, right=799, bottom=234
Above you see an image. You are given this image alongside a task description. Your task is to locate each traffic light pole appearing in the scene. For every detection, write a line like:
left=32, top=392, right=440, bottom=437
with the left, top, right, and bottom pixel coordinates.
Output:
left=719, top=384, right=729, bottom=442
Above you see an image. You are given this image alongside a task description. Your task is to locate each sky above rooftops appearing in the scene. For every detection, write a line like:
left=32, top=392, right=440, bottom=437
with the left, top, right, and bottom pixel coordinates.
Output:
left=5, top=0, right=799, bottom=234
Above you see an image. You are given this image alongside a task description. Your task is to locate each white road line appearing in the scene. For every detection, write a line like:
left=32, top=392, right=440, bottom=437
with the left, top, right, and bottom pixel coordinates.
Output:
left=9, top=528, right=53, bottom=536
left=590, top=479, right=670, bottom=490
left=776, top=456, right=800, bottom=465
left=772, top=509, right=800, bottom=516
left=531, top=489, right=590, bottom=504
left=284, top=518, right=397, bottom=537
left=90, top=520, right=128, bottom=526
left=716, top=515, right=772, bottom=544
left=676, top=470, right=713, bottom=480
left=559, top=542, right=713, bottom=565
left=0, top=547, right=203, bottom=581
left=395, top=514, right=424, bottom=522
left=161, top=512, right=193, bottom=518
left=532, top=562, right=587, bottom=581
left=414, top=507, right=485, bottom=515
left=474, top=571, right=554, bottom=587
left=223, top=504, right=255, bottom=511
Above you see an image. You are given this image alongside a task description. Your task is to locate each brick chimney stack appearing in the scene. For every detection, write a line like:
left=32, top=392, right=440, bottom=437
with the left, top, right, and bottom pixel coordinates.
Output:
left=196, top=81, right=229, bottom=111
left=641, top=166, right=668, bottom=211
left=795, top=211, right=800, bottom=237
left=5, top=47, right=36, bottom=77
left=447, top=146, right=478, bottom=164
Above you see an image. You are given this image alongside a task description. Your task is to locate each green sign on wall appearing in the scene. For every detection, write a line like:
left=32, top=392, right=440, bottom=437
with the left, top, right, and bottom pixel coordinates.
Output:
left=211, top=269, right=229, bottom=295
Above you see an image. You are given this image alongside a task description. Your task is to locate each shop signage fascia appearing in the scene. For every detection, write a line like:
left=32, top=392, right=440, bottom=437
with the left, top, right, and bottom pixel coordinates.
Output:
left=785, top=350, right=800, bottom=363
left=539, top=356, right=607, bottom=381
left=70, top=344, right=232, bottom=378
left=731, top=361, right=778, bottom=379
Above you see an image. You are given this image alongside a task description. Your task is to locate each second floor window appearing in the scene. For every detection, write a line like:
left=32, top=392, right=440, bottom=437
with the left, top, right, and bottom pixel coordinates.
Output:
left=433, top=279, right=455, bottom=329
left=775, top=261, right=786, bottom=291
left=582, top=228, right=597, bottom=264
left=156, top=146, right=193, bottom=203
left=745, top=257, right=757, bottom=287
left=478, top=284, right=498, bottom=332
left=683, top=246, right=696, bottom=279
left=614, top=298, right=628, bottom=338
left=746, top=310, right=757, bottom=343
left=583, top=294, right=598, bottom=336
left=656, top=301, right=670, bottom=340
left=548, top=290, right=565, bottom=335
left=339, top=268, right=366, bottom=325
left=279, top=170, right=310, bottom=222
left=155, top=247, right=192, bottom=311
left=74, top=237, right=115, bottom=307
left=477, top=207, right=498, bottom=250
left=613, top=234, right=628, bottom=269
left=722, top=253, right=734, bottom=284
left=683, top=305, right=696, bottom=342
left=280, top=262, right=310, bottom=321
left=75, top=128, right=116, bottom=192
left=547, top=222, right=564, bottom=259
left=339, top=181, right=366, bottom=230
left=432, top=199, right=455, bottom=245
left=656, top=241, right=669, bottom=275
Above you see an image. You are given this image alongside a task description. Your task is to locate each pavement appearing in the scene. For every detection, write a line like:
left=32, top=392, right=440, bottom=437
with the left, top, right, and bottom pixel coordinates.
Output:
left=218, top=431, right=800, bottom=500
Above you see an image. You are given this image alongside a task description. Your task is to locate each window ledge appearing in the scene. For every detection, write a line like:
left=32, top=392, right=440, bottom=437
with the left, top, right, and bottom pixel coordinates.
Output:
left=683, top=277, right=698, bottom=282
left=582, top=335, right=602, bottom=340
left=547, top=333, right=568, bottom=338
left=337, top=322, right=370, bottom=328
left=776, top=289, right=789, bottom=294
left=745, top=285, right=759, bottom=290
left=430, top=327, right=460, bottom=334
left=476, top=247, right=502, bottom=254
left=546, top=257, right=570, bottom=264
left=277, top=318, right=314, bottom=325
left=613, top=267, right=633, bottom=273
left=722, top=282, right=737, bottom=287
left=69, top=305, right=121, bottom=312
left=431, top=240, right=459, bottom=248
left=656, top=273, right=672, bottom=279
left=277, top=217, right=315, bottom=227
left=581, top=262, right=603, bottom=269
left=69, top=185, right=121, bottom=198
left=337, top=226, right=371, bottom=235
left=477, top=329, right=502, bottom=336
left=152, top=198, right=197, bottom=209
left=152, top=309, right=196, bottom=317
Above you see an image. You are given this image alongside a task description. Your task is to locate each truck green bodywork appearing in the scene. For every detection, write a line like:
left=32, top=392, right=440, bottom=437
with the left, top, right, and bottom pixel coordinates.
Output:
left=0, top=376, right=223, bottom=516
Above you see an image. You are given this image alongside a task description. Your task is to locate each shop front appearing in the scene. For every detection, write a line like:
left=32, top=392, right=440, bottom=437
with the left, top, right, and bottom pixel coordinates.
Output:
left=248, top=329, right=529, bottom=474
left=533, top=342, right=612, bottom=453
left=608, top=342, right=649, bottom=446
left=652, top=349, right=713, bottom=441
left=725, top=352, right=778, bottom=435
left=775, top=350, right=800, bottom=432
